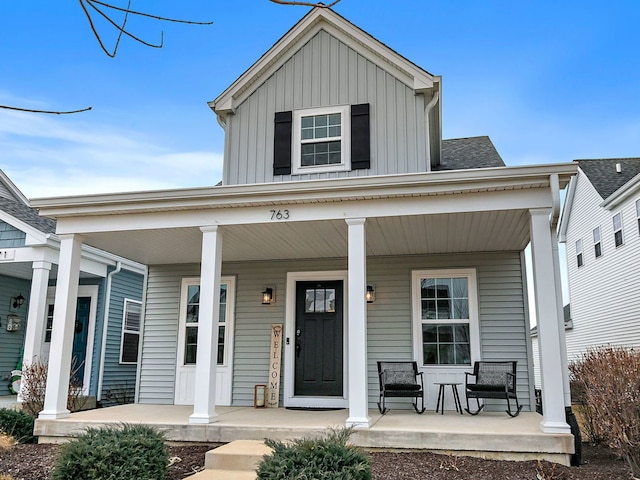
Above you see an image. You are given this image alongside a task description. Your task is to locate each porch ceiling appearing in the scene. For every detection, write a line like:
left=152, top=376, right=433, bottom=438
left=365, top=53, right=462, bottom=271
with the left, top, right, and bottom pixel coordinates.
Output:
left=79, top=209, right=531, bottom=265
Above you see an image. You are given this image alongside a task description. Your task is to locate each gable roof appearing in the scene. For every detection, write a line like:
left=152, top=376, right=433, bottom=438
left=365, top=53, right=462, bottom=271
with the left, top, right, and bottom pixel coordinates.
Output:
left=0, top=196, right=56, bottom=234
left=211, top=6, right=439, bottom=115
left=436, top=136, right=505, bottom=171
left=0, top=169, right=29, bottom=205
left=575, top=158, right=640, bottom=200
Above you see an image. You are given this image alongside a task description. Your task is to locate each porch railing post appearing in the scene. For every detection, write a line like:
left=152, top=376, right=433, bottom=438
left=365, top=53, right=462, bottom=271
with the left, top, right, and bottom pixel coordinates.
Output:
left=346, top=218, right=371, bottom=428
left=189, top=225, right=223, bottom=424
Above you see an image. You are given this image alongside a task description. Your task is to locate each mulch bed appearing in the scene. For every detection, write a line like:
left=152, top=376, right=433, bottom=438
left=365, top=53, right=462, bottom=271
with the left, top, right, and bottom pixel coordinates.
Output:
left=0, top=443, right=632, bottom=479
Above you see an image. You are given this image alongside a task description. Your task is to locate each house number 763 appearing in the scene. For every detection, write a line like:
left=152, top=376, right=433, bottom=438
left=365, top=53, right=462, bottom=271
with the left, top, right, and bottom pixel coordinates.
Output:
left=270, top=209, right=290, bottom=220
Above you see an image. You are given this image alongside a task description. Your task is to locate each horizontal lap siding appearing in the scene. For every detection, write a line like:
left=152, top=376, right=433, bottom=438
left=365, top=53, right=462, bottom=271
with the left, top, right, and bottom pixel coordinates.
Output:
left=366, top=253, right=531, bottom=411
left=564, top=173, right=640, bottom=362
left=138, top=254, right=531, bottom=410
left=138, top=264, right=199, bottom=404
left=228, top=258, right=347, bottom=405
left=0, top=275, right=30, bottom=378
left=225, top=29, right=426, bottom=185
left=100, top=269, right=144, bottom=406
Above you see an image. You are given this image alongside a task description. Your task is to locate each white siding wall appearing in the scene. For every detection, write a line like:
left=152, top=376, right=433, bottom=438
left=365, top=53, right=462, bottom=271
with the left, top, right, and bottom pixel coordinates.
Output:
left=138, top=252, right=532, bottom=410
left=224, top=29, right=429, bottom=185
left=564, top=172, right=640, bottom=362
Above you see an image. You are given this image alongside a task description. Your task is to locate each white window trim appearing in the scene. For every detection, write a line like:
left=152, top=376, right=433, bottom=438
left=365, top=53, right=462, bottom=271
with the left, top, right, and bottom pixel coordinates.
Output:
left=613, top=212, right=624, bottom=247
left=411, top=269, right=480, bottom=368
left=292, top=105, right=351, bottom=175
left=176, top=276, right=235, bottom=368
left=119, top=298, right=142, bottom=365
left=592, top=227, right=602, bottom=258
left=575, top=238, right=584, bottom=267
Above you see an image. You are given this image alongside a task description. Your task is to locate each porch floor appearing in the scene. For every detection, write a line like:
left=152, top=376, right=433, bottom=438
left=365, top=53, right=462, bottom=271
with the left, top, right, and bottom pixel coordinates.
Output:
left=34, top=404, right=574, bottom=464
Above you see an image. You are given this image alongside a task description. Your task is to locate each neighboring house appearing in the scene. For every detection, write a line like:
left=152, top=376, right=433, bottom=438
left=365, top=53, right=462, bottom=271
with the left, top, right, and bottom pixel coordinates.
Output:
left=31, top=7, right=576, bottom=435
left=0, top=170, right=146, bottom=406
left=558, top=158, right=640, bottom=361
left=530, top=304, right=572, bottom=388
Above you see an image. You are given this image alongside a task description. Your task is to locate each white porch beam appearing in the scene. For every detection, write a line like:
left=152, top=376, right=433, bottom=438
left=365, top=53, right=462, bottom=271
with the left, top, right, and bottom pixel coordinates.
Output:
left=189, top=226, right=223, bottom=424
left=19, top=261, right=52, bottom=403
left=345, top=218, right=371, bottom=428
left=39, top=235, right=83, bottom=420
left=529, top=209, right=570, bottom=434
left=53, top=188, right=552, bottom=235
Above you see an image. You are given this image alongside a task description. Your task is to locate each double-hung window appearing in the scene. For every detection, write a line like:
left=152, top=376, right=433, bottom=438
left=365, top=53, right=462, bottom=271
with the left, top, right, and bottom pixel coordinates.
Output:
left=120, top=299, right=142, bottom=364
left=592, top=227, right=602, bottom=258
left=292, top=106, right=350, bottom=174
left=413, top=269, right=478, bottom=367
left=613, top=213, right=624, bottom=247
left=575, top=239, right=584, bottom=267
left=181, top=280, right=232, bottom=366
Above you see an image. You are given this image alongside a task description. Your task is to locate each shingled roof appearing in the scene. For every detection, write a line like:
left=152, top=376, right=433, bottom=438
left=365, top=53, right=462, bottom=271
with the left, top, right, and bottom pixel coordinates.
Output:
left=0, top=196, right=56, bottom=234
left=437, top=136, right=505, bottom=171
left=576, top=158, right=640, bottom=200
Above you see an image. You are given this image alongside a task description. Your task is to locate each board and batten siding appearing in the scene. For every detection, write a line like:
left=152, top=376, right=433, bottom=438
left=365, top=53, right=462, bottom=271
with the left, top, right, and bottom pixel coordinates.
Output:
left=100, top=268, right=144, bottom=406
left=564, top=172, right=640, bottom=361
left=0, top=221, right=26, bottom=248
left=224, top=29, right=429, bottom=186
left=138, top=253, right=532, bottom=411
left=0, top=275, right=30, bottom=379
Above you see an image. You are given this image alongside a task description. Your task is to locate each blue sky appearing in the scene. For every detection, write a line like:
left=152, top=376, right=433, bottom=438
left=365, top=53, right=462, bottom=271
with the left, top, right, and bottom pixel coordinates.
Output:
left=1, top=1, right=638, bottom=199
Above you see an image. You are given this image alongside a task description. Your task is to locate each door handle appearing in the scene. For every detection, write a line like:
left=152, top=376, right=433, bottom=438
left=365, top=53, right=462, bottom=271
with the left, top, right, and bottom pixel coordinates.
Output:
left=295, top=342, right=301, bottom=357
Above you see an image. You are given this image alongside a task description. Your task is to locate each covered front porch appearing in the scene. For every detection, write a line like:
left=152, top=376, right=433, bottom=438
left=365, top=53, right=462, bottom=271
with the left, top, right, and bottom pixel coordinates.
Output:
left=34, top=404, right=574, bottom=465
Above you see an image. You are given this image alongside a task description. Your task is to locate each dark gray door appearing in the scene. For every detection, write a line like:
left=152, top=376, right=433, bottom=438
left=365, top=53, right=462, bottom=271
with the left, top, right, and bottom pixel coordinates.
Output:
left=294, top=281, right=343, bottom=396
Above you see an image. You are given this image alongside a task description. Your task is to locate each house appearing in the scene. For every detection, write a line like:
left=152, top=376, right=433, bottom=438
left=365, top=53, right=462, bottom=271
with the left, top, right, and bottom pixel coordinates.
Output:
left=0, top=169, right=146, bottom=406
left=558, top=158, right=640, bottom=361
left=30, top=6, right=576, bottom=440
left=530, top=304, right=572, bottom=388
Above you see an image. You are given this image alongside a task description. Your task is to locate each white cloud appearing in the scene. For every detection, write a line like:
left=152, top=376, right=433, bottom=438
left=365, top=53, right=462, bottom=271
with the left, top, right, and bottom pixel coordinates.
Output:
left=0, top=109, right=223, bottom=198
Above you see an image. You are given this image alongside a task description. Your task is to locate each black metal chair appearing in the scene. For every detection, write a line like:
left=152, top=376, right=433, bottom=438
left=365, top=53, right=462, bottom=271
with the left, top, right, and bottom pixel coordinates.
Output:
left=377, top=361, right=425, bottom=414
left=464, top=361, right=522, bottom=417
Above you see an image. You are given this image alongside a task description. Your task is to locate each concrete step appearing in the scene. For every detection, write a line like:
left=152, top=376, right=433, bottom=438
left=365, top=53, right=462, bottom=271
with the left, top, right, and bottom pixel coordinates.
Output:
left=205, top=439, right=272, bottom=471
left=183, top=468, right=257, bottom=480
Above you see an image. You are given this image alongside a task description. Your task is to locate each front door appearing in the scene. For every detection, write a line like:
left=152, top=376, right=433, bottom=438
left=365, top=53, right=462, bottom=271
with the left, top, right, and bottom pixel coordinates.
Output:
left=294, top=281, right=343, bottom=397
left=70, top=297, right=91, bottom=384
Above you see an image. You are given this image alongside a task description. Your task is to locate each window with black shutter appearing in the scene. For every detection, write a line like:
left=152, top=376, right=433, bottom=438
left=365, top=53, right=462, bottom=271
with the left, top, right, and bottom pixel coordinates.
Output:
left=273, top=103, right=370, bottom=176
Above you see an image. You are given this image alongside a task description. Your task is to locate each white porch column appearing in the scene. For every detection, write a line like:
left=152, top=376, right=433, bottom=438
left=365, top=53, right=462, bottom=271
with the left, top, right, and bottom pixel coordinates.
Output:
left=529, top=209, right=570, bottom=434
left=551, top=227, right=572, bottom=408
left=189, top=225, right=223, bottom=424
left=345, top=218, right=371, bottom=428
left=18, top=260, right=52, bottom=402
left=39, top=235, right=83, bottom=420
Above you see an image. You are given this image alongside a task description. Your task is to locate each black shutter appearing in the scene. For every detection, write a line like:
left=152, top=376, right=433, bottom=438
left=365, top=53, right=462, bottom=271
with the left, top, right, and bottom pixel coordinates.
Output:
left=351, top=103, right=370, bottom=170
left=273, top=111, right=293, bottom=175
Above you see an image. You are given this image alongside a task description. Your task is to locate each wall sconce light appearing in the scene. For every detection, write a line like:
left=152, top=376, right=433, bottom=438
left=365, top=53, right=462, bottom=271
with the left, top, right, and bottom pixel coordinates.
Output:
left=11, top=293, right=25, bottom=309
left=261, top=287, right=275, bottom=305
left=366, top=284, right=376, bottom=303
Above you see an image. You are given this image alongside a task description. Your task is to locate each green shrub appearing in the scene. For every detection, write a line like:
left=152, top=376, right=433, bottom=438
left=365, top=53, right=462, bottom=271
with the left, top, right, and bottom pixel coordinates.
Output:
left=52, top=424, right=168, bottom=480
left=257, top=427, right=371, bottom=480
left=0, top=408, right=36, bottom=444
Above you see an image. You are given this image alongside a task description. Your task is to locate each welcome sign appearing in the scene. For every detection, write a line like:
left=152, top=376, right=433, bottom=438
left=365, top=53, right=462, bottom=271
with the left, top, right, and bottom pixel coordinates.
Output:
left=267, top=324, right=283, bottom=407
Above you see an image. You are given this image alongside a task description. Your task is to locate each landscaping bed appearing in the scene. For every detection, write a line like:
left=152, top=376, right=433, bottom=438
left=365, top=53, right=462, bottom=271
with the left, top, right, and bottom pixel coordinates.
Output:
left=0, top=443, right=632, bottom=479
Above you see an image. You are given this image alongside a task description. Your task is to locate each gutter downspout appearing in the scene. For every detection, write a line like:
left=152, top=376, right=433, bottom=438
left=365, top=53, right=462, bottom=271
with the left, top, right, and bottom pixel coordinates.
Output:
left=424, top=90, right=439, bottom=172
left=96, top=261, right=122, bottom=402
